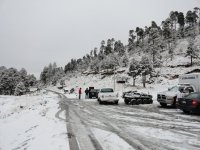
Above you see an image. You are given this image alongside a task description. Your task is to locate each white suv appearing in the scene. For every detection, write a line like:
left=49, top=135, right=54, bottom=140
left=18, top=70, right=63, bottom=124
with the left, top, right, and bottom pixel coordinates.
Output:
left=98, top=88, right=119, bottom=104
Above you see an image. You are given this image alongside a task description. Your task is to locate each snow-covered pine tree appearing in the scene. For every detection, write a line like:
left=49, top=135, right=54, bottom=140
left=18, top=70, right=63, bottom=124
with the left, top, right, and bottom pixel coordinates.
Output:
left=127, top=30, right=136, bottom=52
left=148, top=27, right=162, bottom=66
left=129, top=59, right=141, bottom=86
left=186, top=36, right=199, bottom=66
left=114, top=40, right=125, bottom=57
left=14, top=82, right=26, bottom=96
left=122, top=54, right=129, bottom=67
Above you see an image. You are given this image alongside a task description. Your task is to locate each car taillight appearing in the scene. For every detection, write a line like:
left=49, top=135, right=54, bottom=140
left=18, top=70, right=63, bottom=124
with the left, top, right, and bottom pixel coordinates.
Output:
left=192, top=99, right=199, bottom=106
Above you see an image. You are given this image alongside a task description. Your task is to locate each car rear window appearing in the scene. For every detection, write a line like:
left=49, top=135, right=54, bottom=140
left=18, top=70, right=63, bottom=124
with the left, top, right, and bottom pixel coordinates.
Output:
left=91, top=89, right=99, bottom=92
left=101, top=88, right=114, bottom=93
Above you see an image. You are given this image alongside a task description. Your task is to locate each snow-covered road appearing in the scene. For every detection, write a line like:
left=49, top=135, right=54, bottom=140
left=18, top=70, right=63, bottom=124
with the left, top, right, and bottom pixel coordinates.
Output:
left=57, top=92, right=200, bottom=150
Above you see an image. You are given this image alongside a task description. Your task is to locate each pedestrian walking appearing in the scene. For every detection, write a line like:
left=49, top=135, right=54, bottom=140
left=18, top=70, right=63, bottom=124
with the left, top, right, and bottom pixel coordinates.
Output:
left=79, top=88, right=82, bottom=100
left=85, top=88, right=89, bottom=98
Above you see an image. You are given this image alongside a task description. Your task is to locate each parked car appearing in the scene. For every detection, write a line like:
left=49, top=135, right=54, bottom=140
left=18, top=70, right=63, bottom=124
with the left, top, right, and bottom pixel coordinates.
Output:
left=89, top=89, right=100, bottom=99
left=98, top=88, right=119, bottom=104
left=157, top=73, right=200, bottom=107
left=177, top=92, right=200, bottom=114
left=123, top=91, right=153, bottom=105
left=157, top=85, right=194, bottom=107
left=63, top=87, right=70, bottom=94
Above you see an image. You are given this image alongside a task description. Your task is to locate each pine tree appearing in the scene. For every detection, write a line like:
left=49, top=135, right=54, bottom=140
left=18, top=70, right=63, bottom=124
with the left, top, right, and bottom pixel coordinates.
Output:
left=177, top=12, right=185, bottom=37
left=129, top=59, right=141, bottom=86
left=93, top=47, right=98, bottom=57
left=40, top=67, right=49, bottom=84
left=128, top=30, right=136, bottom=52
left=122, top=55, right=129, bottom=67
left=104, top=39, right=113, bottom=55
left=186, top=37, right=199, bottom=66
left=148, top=27, right=162, bottom=64
left=114, top=40, right=125, bottom=56
left=14, top=82, right=26, bottom=96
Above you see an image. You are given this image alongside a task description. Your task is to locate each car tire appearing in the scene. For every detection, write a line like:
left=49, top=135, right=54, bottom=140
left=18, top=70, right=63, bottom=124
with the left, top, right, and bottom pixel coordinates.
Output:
left=124, top=99, right=129, bottom=105
left=115, top=101, right=118, bottom=105
left=160, top=103, right=167, bottom=107
left=99, top=99, right=102, bottom=104
left=172, top=97, right=177, bottom=108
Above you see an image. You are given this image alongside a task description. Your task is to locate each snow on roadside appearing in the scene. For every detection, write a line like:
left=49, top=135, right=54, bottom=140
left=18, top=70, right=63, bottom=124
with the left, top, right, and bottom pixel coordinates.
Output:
left=0, top=91, right=69, bottom=150
left=92, top=128, right=135, bottom=150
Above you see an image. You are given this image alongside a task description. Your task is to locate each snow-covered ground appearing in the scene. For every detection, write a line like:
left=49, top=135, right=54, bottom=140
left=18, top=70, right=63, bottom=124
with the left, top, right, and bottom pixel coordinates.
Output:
left=0, top=91, right=69, bottom=150
left=1, top=61, right=200, bottom=150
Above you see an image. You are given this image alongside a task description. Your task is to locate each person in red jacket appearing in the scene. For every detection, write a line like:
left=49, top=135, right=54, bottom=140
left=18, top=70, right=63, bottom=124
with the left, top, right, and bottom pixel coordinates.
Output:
left=78, top=88, right=82, bottom=100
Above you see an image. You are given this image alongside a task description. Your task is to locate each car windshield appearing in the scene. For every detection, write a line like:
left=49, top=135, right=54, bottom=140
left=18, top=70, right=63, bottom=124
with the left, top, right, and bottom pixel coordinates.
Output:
left=185, top=93, right=200, bottom=99
left=101, top=88, right=114, bottom=93
left=169, top=86, right=179, bottom=92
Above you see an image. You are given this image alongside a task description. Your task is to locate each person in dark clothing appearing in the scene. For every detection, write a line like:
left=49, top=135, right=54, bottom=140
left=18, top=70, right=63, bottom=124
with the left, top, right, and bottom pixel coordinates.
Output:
left=79, top=88, right=82, bottom=100
left=85, top=88, right=89, bottom=98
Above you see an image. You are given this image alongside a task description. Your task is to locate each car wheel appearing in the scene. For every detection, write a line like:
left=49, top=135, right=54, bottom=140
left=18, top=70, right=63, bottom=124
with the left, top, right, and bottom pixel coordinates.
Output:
left=160, top=103, right=167, bottom=107
left=172, top=97, right=177, bottom=108
left=130, top=99, right=137, bottom=105
left=124, top=99, right=129, bottom=105
left=99, top=99, right=102, bottom=104
left=115, top=101, right=118, bottom=105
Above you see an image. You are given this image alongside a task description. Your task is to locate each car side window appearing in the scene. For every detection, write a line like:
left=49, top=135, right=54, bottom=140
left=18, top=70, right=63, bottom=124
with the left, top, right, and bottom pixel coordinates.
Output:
left=184, top=87, right=194, bottom=93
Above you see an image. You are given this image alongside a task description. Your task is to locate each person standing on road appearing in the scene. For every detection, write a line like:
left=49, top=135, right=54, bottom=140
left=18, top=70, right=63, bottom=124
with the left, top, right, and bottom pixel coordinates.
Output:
left=177, top=88, right=184, bottom=102
left=79, top=88, right=82, bottom=100
left=85, top=88, right=89, bottom=99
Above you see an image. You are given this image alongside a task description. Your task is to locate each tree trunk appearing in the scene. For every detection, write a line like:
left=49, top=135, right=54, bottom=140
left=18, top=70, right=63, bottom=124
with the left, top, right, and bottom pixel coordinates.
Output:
left=191, top=56, right=193, bottom=66
left=142, top=74, right=146, bottom=88
left=133, top=78, right=136, bottom=86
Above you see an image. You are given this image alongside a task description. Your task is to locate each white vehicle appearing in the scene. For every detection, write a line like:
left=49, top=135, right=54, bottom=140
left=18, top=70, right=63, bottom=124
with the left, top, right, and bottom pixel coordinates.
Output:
left=157, top=73, right=200, bottom=107
left=98, top=88, right=119, bottom=104
left=63, top=87, right=70, bottom=94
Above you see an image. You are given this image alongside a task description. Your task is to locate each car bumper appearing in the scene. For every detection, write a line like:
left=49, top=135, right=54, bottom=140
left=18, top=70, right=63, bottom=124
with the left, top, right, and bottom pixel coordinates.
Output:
left=100, top=98, right=119, bottom=102
left=178, top=105, right=200, bottom=113
left=157, top=98, right=174, bottom=105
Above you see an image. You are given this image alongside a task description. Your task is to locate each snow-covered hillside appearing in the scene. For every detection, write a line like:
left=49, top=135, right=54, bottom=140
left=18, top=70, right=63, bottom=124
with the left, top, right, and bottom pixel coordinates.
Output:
left=60, top=35, right=200, bottom=100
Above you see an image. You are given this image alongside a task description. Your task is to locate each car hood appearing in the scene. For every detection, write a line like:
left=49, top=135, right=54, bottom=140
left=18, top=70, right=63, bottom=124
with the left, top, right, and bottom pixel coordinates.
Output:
left=158, top=90, right=177, bottom=97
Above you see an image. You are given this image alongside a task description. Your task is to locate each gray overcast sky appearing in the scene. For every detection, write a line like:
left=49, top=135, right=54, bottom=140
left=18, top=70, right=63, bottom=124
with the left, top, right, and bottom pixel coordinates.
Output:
left=0, top=0, right=199, bottom=78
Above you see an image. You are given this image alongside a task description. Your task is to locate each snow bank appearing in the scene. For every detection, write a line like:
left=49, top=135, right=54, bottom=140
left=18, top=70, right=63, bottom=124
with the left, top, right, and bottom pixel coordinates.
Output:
left=0, top=91, right=69, bottom=150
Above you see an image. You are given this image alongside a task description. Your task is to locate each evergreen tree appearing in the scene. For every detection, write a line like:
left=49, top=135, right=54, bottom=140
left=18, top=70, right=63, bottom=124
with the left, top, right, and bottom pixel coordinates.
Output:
left=177, top=12, right=185, bottom=37
left=122, top=54, right=129, bottom=67
left=128, top=30, right=136, bottom=52
left=129, top=59, right=141, bottom=86
left=148, top=27, right=162, bottom=64
left=186, top=10, right=198, bottom=26
left=40, top=67, right=49, bottom=84
left=186, top=37, right=199, bottom=66
left=14, top=82, right=26, bottom=96
left=114, top=40, right=125, bottom=56
left=93, top=47, right=98, bottom=57
left=104, top=39, right=113, bottom=55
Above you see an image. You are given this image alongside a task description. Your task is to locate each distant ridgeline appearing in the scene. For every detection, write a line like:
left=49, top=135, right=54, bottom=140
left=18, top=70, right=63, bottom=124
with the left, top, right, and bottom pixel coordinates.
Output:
left=40, top=7, right=200, bottom=86
left=0, top=66, right=37, bottom=96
